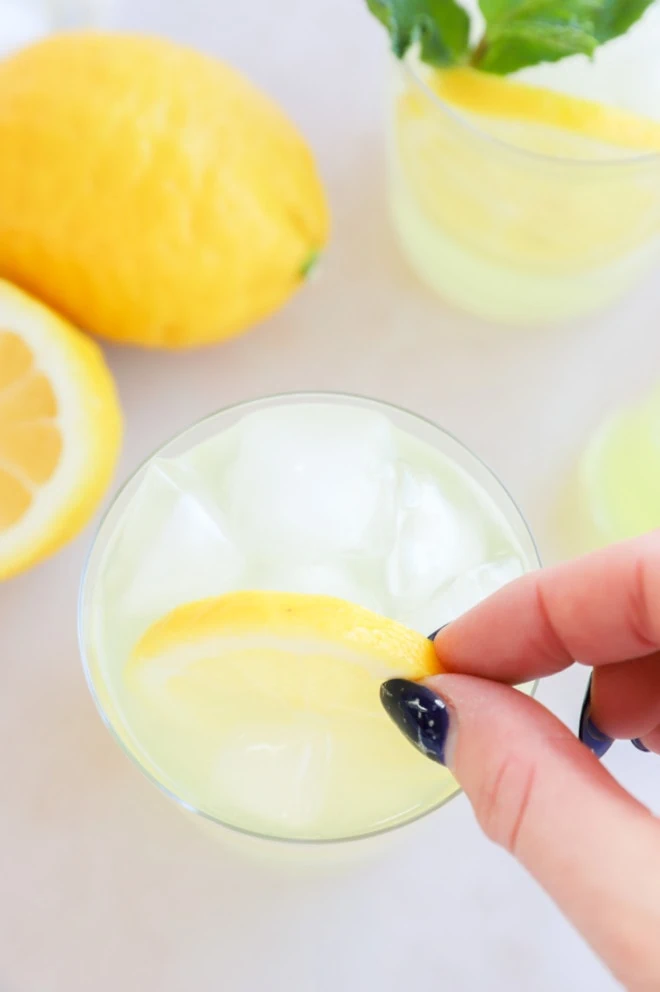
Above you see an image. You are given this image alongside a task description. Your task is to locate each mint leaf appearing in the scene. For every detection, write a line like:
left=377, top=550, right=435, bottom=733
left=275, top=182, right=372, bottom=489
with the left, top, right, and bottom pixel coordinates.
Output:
left=365, top=0, right=657, bottom=76
left=365, top=0, right=471, bottom=65
left=475, top=0, right=655, bottom=74
left=593, top=0, right=656, bottom=42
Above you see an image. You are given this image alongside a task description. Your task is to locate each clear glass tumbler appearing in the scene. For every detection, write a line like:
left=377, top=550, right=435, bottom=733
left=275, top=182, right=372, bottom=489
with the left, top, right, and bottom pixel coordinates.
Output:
left=558, top=384, right=660, bottom=557
left=79, top=393, right=539, bottom=855
left=388, top=55, right=660, bottom=326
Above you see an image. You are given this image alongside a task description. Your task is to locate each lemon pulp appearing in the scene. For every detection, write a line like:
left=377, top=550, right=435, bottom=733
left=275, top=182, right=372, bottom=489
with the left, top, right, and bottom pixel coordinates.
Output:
left=0, top=279, right=121, bottom=579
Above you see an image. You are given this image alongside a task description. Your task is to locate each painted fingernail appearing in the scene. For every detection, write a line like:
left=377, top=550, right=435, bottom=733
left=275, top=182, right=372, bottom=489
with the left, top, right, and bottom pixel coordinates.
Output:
left=427, top=623, right=449, bottom=641
left=631, top=738, right=650, bottom=752
left=380, top=678, right=451, bottom=765
left=578, top=674, right=613, bottom=759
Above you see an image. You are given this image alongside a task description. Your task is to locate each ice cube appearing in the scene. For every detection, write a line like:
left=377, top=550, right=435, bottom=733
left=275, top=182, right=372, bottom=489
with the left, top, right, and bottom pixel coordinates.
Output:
left=102, top=458, right=243, bottom=629
left=228, top=404, right=397, bottom=560
left=253, top=561, right=387, bottom=614
left=387, top=467, right=484, bottom=607
left=449, top=556, right=525, bottom=612
left=400, top=556, right=525, bottom=634
left=213, top=718, right=333, bottom=832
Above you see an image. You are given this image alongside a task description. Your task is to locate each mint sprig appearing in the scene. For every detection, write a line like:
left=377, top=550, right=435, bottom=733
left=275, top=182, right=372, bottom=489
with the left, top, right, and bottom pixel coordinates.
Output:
left=366, top=0, right=471, bottom=65
left=365, top=0, right=656, bottom=74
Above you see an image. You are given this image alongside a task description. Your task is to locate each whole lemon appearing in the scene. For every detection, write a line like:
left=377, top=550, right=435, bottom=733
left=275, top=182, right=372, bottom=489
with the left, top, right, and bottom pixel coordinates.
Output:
left=0, top=33, right=329, bottom=348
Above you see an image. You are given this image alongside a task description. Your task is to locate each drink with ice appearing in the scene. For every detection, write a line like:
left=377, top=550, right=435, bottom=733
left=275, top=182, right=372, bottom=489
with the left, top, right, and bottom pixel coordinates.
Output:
left=80, top=395, right=538, bottom=844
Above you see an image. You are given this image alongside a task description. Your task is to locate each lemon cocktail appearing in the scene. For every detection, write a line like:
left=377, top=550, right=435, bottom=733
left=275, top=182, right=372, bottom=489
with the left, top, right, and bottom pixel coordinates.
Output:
left=79, top=395, right=538, bottom=843
left=370, top=0, right=660, bottom=324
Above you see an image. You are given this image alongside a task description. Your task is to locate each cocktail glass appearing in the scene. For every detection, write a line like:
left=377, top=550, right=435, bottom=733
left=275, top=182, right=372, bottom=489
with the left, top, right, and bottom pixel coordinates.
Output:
left=388, top=54, right=660, bottom=326
left=559, top=384, right=660, bottom=555
left=79, top=393, right=539, bottom=854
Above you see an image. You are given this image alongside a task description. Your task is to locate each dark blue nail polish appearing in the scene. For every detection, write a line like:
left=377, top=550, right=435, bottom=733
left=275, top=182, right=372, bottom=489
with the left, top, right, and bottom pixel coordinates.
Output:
left=380, top=678, right=450, bottom=765
left=631, top=738, right=650, bottom=752
left=579, top=674, right=613, bottom=759
left=427, top=623, right=449, bottom=641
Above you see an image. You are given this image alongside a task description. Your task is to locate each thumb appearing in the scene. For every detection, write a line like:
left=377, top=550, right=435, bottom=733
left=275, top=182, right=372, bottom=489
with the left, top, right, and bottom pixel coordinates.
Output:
left=381, top=674, right=660, bottom=992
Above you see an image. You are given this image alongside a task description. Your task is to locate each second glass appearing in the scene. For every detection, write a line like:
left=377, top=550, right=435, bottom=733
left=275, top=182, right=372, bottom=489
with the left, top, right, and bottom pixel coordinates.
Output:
left=388, top=55, right=660, bottom=326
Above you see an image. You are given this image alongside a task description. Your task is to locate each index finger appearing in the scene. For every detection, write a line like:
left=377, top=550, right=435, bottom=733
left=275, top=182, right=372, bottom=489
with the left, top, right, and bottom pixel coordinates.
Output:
left=436, top=531, right=660, bottom=682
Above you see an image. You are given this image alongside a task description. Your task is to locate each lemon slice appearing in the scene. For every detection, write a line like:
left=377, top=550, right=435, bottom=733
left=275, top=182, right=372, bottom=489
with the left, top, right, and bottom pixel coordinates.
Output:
left=0, top=279, right=122, bottom=579
left=122, top=591, right=446, bottom=839
left=430, top=68, right=660, bottom=154
left=126, top=590, right=440, bottom=721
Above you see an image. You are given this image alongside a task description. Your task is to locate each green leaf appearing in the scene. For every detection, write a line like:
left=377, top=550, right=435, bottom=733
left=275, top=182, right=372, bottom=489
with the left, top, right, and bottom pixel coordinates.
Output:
left=365, top=0, right=471, bottom=65
left=475, top=0, right=656, bottom=74
left=478, top=0, right=598, bottom=22
left=478, top=22, right=599, bottom=74
left=592, top=0, right=656, bottom=42
left=365, top=0, right=658, bottom=76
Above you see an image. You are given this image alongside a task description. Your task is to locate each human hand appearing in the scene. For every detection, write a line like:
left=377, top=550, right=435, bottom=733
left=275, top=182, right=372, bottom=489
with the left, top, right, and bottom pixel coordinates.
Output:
left=381, top=533, right=660, bottom=991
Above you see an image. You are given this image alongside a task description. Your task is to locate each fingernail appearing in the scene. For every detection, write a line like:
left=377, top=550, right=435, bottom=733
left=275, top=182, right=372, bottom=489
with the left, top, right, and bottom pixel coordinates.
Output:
left=380, top=678, right=451, bottom=765
left=427, top=623, right=449, bottom=641
left=631, top=738, right=650, bottom=752
left=578, top=674, right=613, bottom=759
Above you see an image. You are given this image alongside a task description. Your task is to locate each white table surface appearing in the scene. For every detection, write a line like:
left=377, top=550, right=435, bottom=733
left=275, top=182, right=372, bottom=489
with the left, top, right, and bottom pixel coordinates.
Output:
left=2, top=2, right=660, bottom=989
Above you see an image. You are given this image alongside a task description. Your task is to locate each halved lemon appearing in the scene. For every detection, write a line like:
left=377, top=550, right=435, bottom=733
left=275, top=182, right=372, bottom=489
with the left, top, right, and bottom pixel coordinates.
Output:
left=126, top=590, right=440, bottom=722
left=0, top=279, right=122, bottom=579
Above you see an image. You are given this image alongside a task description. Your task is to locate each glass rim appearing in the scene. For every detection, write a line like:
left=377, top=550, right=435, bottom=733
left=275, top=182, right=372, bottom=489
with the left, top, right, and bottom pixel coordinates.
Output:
left=78, top=389, right=542, bottom=847
left=401, top=51, right=660, bottom=170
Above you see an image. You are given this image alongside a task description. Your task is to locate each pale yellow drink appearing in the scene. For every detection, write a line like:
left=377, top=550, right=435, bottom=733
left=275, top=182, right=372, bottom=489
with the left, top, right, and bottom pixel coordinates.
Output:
left=389, top=57, right=660, bottom=326
left=80, top=395, right=538, bottom=844
left=558, top=386, right=660, bottom=555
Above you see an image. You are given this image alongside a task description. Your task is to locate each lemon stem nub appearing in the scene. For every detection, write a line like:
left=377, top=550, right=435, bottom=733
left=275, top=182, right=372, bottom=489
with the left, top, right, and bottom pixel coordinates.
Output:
left=300, top=249, right=321, bottom=280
